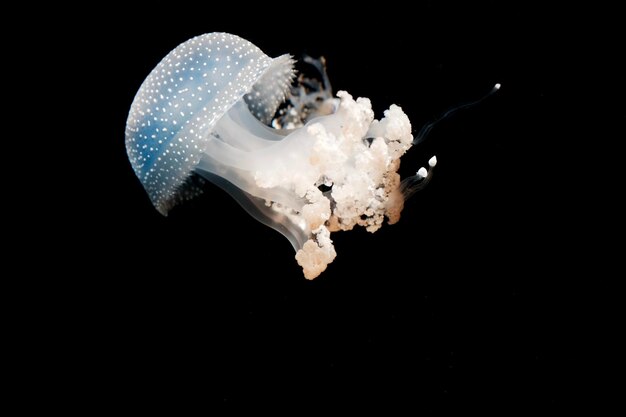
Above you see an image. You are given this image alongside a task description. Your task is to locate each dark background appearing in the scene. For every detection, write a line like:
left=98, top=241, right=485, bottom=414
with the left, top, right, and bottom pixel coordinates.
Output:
left=44, top=1, right=583, bottom=413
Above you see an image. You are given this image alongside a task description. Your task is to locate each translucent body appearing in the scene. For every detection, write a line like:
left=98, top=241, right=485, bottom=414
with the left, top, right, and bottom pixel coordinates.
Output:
left=126, top=33, right=294, bottom=214
left=126, top=33, right=423, bottom=279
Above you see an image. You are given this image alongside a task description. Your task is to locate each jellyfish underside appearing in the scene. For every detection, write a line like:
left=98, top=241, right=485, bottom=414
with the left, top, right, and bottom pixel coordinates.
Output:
left=192, top=71, right=424, bottom=279
left=194, top=99, right=312, bottom=252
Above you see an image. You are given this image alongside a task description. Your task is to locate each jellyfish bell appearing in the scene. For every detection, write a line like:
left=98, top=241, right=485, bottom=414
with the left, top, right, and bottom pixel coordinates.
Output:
left=126, top=32, right=428, bottom=280
left=125, top=33, right=296, bottom=214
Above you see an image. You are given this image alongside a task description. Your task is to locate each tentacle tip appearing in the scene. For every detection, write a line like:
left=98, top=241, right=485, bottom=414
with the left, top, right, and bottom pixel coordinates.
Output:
left=494, top=83, right=501, bottom=90
left=428, top=155, right=437, bottom=167
left=417, top=167, right=428, bottom=178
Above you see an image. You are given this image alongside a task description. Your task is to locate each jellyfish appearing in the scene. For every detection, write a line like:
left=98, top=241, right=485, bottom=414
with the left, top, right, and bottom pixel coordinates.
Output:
left=125, top=32, right=437, bottom=280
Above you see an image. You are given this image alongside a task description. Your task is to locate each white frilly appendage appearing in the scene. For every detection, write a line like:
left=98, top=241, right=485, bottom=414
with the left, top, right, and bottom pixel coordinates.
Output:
left=290, top=91, right=414, bottom=278
left=196, top=91, right=415, bottom=279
